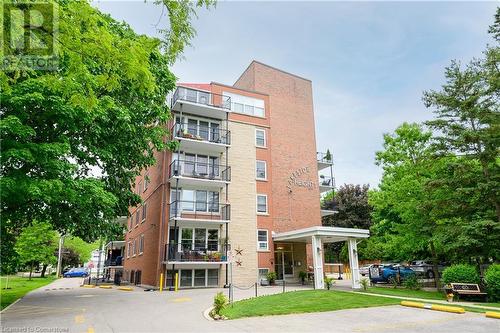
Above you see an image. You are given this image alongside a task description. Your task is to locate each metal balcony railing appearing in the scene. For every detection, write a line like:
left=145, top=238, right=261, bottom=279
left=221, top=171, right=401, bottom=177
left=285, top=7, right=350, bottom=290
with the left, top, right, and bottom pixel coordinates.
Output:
left=169, top=159, right=231, bottom=182
left=169, top=201, right=230, bottom=221
left=317, top=152, right=333, bottom=164
left=104, top=257, right=123, bottom=267
left=319, top=176, right=335, bottom=188
left=172, top=86, right=231, bottom=110
left=171, top=123, right=231, bottom=145
left=164, top=243, right=228, bottom=262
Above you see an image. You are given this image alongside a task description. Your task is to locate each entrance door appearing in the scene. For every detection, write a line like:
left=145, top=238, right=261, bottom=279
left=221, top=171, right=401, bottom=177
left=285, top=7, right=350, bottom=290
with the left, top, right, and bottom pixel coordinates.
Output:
left=274, top=249, right=294, bottom=280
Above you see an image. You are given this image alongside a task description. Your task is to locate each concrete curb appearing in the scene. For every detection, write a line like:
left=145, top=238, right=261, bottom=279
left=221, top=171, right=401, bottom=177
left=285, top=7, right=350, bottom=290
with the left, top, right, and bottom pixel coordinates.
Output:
left=82, top=285, right=96, bottom=288
left=0, top=297, right=22, bottom=313
left=485, top=311, right=500, bottom=319
left=99, top=285, right=113, bottom=289
left=203, top=307, right=214, bottom=321
left=401, top=301, right=464, bottom=314
left=117, top=287, right=133, bottom=291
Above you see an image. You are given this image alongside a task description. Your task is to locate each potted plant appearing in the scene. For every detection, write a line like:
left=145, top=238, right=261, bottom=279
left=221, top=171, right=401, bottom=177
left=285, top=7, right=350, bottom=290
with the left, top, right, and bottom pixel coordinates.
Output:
left=325, top=149, right=332, bottom=162
left=299, top=271, right=307, bottom=285
left=212, top=252, right=221, bottom=262
left=267, top=271, right=277, bottom=285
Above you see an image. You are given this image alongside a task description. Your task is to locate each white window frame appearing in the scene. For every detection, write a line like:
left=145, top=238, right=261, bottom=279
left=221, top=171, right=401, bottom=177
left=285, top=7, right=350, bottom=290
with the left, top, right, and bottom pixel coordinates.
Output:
left=132, top=239, right=136, bottom=257
left=257, top=229, right=269, bottom=251
left=256, top=160, right=267, bottom=181
left=256, top=194, right=268, bottom=214
left=139, top=234, right=144, bottom=255
left=127, top=242, right=131, bottom=258
left=142, top=203, right=147, bottom=222
left=255, top=129, right=266, bottom=148
left=179, top=227, right=219, bottom=251
left=143, top=172, right=149, bottom=192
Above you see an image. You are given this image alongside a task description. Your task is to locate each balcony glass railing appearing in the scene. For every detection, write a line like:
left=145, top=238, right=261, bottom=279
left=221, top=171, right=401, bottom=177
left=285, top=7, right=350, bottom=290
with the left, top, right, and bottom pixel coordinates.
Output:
left=172, top=86, right=231, bottom=110
left=317, top=152, right=333, bottom=164
left=169, top=159, right=231, bottom=182
left=164, top=243, right=228, bottom=262
left=171, top=123, right=231, bottom=145
left=169, top=200, right=230, bottom=221
left=319, top=176, right=335, bottom=188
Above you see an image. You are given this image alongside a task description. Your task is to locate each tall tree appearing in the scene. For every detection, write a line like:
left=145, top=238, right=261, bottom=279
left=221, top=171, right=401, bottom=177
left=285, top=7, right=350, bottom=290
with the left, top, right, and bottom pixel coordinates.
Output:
left=0, top=0, right=214, bottom=269
left=322, top=184, right=372, bottom=261
left=14, top=221, right=58, bottom=279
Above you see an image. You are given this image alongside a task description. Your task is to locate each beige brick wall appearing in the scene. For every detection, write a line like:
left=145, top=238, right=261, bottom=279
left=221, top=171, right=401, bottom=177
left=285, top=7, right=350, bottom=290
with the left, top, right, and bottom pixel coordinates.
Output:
left=226, top=121, right=258, bottom=286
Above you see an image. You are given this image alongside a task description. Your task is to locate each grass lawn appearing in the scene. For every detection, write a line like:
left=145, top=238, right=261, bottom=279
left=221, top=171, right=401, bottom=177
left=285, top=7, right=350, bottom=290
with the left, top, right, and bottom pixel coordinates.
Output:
left=364, top=286, right=445, bottom=301
left=0, top=275, right=57, bottom=310
left=220, top=290, right=400, bottom=319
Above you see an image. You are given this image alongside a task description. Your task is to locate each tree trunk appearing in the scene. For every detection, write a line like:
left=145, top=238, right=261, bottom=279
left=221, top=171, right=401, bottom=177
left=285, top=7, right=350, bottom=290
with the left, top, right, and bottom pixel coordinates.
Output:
left=29, top=262, right=33, bottom=280
left=429, top=242, right=440, bottom=289
left=41, top=264, right=47, bottom=278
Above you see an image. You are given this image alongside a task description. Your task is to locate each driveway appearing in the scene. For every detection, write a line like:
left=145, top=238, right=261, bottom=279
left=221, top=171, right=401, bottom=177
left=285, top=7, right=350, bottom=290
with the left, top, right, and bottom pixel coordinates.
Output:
left=1, top=279, right=498, bottom=333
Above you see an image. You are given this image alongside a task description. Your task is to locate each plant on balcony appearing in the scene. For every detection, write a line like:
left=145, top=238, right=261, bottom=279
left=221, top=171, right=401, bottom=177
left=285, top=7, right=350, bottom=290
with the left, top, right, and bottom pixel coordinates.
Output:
left=267, top=271, right=277, bottom=285
left=210, top=252, right=222, bottom=262
left=325, top=149, right=332, bottom=162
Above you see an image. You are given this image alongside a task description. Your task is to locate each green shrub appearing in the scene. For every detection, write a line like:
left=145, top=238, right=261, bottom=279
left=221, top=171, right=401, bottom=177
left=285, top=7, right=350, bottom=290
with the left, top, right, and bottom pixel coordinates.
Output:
left=266, top=271, right=277, bottom=284
left=212, top=292, right=228, bottom=317
left=484, top=264, right=500, bottom=301
left=442, top=264, right=480, bottom=285
left=324, top=276, right=335, bottom=290
left=360, top=278, right=369, bottom=291
left=403, top=274, right=421, bottom=290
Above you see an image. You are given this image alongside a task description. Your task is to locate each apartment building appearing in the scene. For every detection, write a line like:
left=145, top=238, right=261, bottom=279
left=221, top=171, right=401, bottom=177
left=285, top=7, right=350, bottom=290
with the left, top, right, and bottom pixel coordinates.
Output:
left=120, top=61, right=369, bottom=290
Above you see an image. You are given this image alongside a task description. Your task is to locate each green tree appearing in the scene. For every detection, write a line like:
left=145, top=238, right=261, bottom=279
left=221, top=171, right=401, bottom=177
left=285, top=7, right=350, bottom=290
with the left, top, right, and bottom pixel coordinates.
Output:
left=0, top=0, right=214, bottom=269
left=14, top=222, right=58, bottom=279
left=64, top=237, right=99, bottom=265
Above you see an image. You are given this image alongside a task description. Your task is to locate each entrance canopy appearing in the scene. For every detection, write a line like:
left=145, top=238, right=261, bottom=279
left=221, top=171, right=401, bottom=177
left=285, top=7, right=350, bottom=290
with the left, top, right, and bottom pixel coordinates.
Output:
left=273, top=226, right=369, bottom=290
left=273, top=226, right=369, bottom=244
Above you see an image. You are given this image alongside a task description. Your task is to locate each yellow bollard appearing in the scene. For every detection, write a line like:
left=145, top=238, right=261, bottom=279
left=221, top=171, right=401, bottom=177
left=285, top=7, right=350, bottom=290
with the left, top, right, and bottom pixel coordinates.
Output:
left=159, top=273, right=164, bottom=292
left=174, top=272, right=179, bottom=292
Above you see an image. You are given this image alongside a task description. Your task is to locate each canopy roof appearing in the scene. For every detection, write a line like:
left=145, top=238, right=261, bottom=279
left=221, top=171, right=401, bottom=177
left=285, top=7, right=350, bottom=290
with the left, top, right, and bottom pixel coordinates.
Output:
left=273, top=226, right=369, bottom=244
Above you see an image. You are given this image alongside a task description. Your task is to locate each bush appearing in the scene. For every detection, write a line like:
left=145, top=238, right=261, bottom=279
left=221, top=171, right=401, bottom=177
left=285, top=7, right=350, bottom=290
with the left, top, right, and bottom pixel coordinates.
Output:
left=266, top=271, right=277, bottom=284
left=442, top=264, right=480, bottom=285
left=360, top=278, right=369, bottom=291
left=211, top=292, right=228, bottom=318
left=324, top=276, right=335, bottom=290
left=484, top=264, right=500, bottom=302
left=403, top=274, right=421, bottom=290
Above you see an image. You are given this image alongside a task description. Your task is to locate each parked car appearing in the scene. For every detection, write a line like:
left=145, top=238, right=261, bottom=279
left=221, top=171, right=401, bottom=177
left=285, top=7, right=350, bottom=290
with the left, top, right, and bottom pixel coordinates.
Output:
left=410, top=260, right=445, bottom=279
left=63, top=267, right=89, bottom=278
left=359, top=264, right=377, bottom=276
left=369, top=264, right=415, bottom=284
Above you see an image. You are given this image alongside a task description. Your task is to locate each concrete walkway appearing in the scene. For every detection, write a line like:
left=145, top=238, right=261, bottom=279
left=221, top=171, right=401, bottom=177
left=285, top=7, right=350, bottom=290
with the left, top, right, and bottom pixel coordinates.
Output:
left=1, top=278, right=498, bottom=333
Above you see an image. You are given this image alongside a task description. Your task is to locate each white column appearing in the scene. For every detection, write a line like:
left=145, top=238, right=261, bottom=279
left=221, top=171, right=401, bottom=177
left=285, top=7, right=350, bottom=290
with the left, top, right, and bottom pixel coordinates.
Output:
left=347, top=238, right=361, bottom=289
left=312, top=235, right=324, bottom=289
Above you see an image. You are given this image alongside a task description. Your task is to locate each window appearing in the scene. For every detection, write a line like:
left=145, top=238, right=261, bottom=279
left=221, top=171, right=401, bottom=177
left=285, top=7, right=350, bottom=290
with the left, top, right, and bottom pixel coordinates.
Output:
left=182, top=190, right=194, bottom=211
left=137, top=181, right=142, bottom=194
left=207, top=269, right=219, bottom=286
left=180, top=227, right=218, bottom=251
left=258, top=230, right=269, bottom=251
left=128, top=217, right=132, bottom=231
left=207, top=229, right=219, bottom=251
left=256, top=160, right=267, bottom=180
left=255, top=129, right=266, bottom=147
left=257, top=195, right=268, bottom=214
left=144, top=172, right=150, bottom=191
left=142, top=203, right=147, bottom=222
left=135, top=212, right=140, bottom=226
left=181, top=229, right=193, bottom=249
left=194, top=269, right=206, bottom=287
left=132, top=239, right=136, bottom=256
left=258, top=268, right=269, bottom=280
left=194, top=229, right=206, bottom=250
left=196, top=190, right=207, bottom=212
left=180, top=270, right=192, bottom=287
left=139, top=234, right=144, bottom=254
left=127, top=242, right=131, bottom=258
left=224, top=92, right=265, bottom=118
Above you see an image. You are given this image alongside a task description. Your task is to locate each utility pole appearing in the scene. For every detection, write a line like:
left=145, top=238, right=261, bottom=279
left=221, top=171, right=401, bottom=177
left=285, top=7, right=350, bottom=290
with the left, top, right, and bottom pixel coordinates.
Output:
left=95, top=239, right=103, bottom=285
left=56, top=236, right=64, bottom=277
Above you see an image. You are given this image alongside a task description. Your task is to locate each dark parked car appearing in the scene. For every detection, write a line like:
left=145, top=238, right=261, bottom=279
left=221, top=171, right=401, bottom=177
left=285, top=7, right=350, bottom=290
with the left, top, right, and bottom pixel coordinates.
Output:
left=63, top=267, right=89, bottom=278
left=369, top=264, right=415, bottom=284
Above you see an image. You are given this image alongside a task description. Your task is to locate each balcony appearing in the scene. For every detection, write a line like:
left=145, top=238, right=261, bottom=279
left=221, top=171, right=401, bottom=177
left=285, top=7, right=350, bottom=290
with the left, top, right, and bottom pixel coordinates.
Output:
left=171, top=86, right=231, bottom=119
left=104, top=241, right=125, bottom=268
left=169, top=200, right=230, bottom=224
left=169, top=159, right=230, bottom=188
left=171, top=123, right=230, bottom=154
left=317, top=152, right=333, bottom=171
left=319, top=175, right=335, bottom=193
left=164, top=243, right=228, bottom=264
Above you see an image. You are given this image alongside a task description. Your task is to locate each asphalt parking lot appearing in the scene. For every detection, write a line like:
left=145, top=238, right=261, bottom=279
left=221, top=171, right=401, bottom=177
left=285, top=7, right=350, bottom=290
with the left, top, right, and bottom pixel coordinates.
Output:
left=1, top=278, right=499, bottom=333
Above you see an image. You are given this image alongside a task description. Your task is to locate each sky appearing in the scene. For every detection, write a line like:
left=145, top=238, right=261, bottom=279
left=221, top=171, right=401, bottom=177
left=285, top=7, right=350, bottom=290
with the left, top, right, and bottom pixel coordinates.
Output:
left=94, top=1, right=497, bottom=188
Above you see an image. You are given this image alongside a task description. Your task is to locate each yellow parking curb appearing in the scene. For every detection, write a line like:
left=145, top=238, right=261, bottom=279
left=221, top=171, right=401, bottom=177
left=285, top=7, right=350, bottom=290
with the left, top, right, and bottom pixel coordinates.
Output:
left=485, top=311, right=500, bottom=319
left=117, top=287, right=133, bottom=291
left=401, top=301, right=464, bottom=314
left=99, top=285, right=112, bottom=289
left=82, top=285, right=95, bottom=288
